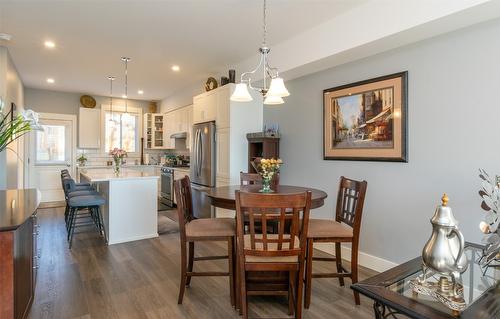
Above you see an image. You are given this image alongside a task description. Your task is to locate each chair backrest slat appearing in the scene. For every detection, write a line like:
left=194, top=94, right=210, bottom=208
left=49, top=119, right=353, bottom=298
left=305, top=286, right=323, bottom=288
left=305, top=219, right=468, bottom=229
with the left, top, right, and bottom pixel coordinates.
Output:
left=235, top=191, right=312, bottom=260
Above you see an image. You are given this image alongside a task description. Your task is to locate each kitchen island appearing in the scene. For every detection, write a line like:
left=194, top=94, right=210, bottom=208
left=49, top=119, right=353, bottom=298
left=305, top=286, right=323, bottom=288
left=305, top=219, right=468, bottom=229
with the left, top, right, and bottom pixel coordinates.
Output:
left=80, top=171, right=159, bottom=245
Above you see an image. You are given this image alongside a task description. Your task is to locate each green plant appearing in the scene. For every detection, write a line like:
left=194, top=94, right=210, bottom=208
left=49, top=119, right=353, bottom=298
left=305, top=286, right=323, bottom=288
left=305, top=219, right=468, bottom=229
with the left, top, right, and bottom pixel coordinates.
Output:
left=77, top=154, right=88, bottom=164
left=0, top=99, right=41, bottom=153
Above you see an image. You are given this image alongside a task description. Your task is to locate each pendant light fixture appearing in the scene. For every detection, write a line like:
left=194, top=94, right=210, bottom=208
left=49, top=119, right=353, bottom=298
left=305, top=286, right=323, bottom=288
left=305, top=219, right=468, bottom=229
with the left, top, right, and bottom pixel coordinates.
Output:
left=230, top=0, right=289, bottom=105
left=121, top=57, right=131, bottom=117
left=107, top=76, right=115, bottom=122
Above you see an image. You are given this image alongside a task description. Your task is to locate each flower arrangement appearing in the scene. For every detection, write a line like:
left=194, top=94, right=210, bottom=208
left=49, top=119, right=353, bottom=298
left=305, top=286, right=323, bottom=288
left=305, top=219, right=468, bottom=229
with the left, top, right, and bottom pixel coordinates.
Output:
left=109, top=148, right=127, bottom=175
left=478, top=168, right=500, bottom=270
left=0, top=99, right=42, bottom=153
left=252, top=158, right=282, bottom=193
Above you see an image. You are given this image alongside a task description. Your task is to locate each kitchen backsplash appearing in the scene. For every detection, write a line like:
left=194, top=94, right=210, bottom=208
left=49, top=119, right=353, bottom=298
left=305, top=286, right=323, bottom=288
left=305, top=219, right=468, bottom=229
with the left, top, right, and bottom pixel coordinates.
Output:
left=77, top=148, right=190, bottom=166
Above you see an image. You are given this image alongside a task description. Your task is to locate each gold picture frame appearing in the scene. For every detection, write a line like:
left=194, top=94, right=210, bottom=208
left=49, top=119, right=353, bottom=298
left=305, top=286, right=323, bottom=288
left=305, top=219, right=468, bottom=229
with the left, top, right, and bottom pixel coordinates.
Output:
left=323, top=72, right=408, bottom=162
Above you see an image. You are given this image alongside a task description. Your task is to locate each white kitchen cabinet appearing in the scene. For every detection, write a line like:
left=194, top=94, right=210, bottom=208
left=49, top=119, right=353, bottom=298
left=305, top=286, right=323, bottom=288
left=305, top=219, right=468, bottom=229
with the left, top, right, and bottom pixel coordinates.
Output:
left=216, top=86, right=230, bottom=129
left=163, top=112, right=175, bottom=149
left=186, top=104, right=193, bottom=150
left=193, top=90, right=217, bottom=124
left=78, top=108, right=100, bottom=148
left=143, top=113, right=166, bottom=149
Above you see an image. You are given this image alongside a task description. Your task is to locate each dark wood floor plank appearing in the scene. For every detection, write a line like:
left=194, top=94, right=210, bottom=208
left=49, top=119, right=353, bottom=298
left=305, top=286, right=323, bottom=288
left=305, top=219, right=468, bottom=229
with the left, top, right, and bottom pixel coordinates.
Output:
left=28, top=207, right=378, bottom=319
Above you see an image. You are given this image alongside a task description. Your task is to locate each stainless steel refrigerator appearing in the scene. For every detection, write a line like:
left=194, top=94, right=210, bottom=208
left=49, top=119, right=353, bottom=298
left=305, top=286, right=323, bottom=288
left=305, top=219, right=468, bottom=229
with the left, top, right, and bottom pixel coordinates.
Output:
left=190, top=121, right=216, bottom=218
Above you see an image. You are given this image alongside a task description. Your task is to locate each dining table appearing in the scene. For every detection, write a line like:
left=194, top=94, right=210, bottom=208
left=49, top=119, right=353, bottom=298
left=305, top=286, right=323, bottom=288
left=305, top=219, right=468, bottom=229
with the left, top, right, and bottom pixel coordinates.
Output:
left=205, top=184, right=328, bottom=312
left=206, top=184, right=328, bottom=210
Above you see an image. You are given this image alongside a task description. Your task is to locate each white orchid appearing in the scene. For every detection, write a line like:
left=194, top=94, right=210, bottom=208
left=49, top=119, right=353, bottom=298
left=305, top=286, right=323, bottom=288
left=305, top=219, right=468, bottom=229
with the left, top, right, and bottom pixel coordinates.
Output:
left=0, top=103, right=42, bottom=153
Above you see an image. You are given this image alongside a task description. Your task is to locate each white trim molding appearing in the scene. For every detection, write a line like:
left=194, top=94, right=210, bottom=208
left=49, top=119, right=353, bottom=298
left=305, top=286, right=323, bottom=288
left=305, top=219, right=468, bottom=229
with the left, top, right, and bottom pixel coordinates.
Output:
left=314, top=243, right=398, bottom=273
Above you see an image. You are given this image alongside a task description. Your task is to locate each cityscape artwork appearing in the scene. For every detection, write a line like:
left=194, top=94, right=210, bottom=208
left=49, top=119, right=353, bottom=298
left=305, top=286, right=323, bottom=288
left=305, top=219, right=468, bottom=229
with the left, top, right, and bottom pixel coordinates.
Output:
left=323, top=72, right=407, bottom=162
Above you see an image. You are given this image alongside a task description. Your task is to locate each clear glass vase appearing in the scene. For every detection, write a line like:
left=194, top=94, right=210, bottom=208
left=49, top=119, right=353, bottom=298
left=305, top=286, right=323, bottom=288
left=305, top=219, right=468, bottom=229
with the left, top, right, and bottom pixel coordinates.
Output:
left=259, top=176, right=273, bottom=193
left=113, top=158, right=121, bottom=176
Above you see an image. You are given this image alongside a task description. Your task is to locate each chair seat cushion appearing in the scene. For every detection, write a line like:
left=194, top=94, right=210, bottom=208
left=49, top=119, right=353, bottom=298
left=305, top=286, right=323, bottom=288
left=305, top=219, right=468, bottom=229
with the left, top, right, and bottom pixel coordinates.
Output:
left=244, top=234, right=300, bottom=263
left=307, top=219, right=353, bottom=239
left=68, top=195, right=105, bottom=208
left=186, top=218, right=235, bottom=238
left=68, top=190, right=99, bottom=198
left=76, top=182, right=91, bottom=187
left=74, top=185, right=92, bottom=191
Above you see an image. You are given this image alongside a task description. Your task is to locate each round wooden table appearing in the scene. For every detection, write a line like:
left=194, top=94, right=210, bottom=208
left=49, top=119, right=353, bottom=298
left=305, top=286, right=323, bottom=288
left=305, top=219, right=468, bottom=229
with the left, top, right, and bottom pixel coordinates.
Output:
left=206, top=184, right=328, bottom=210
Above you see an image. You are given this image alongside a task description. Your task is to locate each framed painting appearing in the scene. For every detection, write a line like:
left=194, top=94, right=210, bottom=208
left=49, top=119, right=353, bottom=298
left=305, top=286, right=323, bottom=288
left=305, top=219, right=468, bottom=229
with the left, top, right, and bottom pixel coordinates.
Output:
left=323, top=71, right=408, bottom=162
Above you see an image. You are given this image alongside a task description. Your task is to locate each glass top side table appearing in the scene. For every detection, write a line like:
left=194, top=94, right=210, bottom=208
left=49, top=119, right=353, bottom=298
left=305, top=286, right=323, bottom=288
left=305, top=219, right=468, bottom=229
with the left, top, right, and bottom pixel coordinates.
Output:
left=352, top=243, right=500, bottom=319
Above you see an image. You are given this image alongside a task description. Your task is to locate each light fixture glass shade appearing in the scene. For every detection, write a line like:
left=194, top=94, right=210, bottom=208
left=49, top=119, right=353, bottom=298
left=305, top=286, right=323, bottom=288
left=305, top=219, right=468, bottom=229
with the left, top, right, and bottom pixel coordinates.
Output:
left=263, top=94, right=284, bottom=105
left=230, top=83, right=253, bottom=102
left=267, top=77, right=289, bottom=97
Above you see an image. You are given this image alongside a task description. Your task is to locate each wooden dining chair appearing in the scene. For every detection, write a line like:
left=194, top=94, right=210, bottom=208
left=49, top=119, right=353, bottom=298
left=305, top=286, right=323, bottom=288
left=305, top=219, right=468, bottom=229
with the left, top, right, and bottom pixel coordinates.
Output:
left=240, top=171, right=280, bottom=187
left=174, top=176, right=236, bottom=306
left=304, top=176, right=367, bottom=307
left=235, top=190, right=312, bottom=319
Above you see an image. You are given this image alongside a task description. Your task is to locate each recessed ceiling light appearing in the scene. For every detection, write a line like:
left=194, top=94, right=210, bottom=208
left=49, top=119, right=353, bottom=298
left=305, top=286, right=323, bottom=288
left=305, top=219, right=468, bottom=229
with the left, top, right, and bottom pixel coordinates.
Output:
left=171, top=65, right=180, bottom=72
left=44, top=41, right=55, bottom=48
left=122, top=94, right=127, bottom=98
left=138, top=90, right=144, bottom=95
left=46, top=78, right=55, bottom=84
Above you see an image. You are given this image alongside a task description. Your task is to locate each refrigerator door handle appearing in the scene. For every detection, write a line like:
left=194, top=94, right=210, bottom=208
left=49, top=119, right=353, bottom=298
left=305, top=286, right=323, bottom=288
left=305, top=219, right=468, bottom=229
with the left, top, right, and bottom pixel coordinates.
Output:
left=193, top=129, right=200, bottom=177
left=197, top=129, right=203, bottom=177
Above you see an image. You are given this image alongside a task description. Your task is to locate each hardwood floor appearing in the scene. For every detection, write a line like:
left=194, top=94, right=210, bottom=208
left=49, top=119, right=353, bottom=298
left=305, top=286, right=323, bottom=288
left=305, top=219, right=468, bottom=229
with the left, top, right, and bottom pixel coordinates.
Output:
left=28, top=207, right=378, bottom=319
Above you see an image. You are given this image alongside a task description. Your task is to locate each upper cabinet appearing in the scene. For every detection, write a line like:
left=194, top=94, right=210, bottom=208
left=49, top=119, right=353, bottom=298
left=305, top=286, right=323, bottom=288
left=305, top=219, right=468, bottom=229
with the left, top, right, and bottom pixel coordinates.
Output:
left=144, top=113, right=166, bottom=149
left=144, top=105, right=193, bottom=150
left=193, top=90, right=217, bottom=124
left=78, top=108, right=100, bottom=149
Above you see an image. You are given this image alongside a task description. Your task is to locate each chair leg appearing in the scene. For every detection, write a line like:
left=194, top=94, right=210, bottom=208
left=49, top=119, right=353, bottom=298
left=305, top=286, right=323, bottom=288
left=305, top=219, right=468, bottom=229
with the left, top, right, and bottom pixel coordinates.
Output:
left=186, top=242, right=194, bottom=286
left=304, top=239, right=313, bottom=309
left=351, top=242, right=360, bottom=305
left=178, top=241, right=188, bottom=304
left=296, top=259, right=305, bottom=319
left=228, top=237, right=235, bottom=307
left=96, top=206, right=107, bottom=243
left=288, top=270, right=295, bottom=316
left=239, top=254, right=248, bottom=319
left=335, top=242, right=345, bottom=286
left=68, top=208, right=78, bottom=249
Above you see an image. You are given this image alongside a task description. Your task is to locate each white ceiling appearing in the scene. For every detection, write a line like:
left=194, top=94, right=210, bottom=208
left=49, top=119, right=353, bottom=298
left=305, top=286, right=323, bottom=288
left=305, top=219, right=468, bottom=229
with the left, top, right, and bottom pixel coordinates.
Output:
left=0, top=0, right=367, bottom=101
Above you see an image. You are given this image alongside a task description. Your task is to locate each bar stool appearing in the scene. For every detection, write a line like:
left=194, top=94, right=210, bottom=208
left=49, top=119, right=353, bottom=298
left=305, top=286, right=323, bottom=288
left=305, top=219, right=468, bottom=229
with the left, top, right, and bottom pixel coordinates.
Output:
left=61, top=175, right=96, bottom=226
left=67, top=194, right=107, bottom=249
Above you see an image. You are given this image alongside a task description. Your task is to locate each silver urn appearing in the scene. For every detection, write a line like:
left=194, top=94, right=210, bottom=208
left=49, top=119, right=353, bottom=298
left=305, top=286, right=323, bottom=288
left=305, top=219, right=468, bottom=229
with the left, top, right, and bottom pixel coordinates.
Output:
left=420, top=194, right=468, bottom=296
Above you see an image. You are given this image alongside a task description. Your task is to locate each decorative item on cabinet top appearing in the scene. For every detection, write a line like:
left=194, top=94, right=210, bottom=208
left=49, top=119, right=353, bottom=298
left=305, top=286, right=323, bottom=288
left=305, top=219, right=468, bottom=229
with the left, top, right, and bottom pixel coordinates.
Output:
left=205, top=77, right=218, bottom=91
left=80, top=95, right=96, bottom=108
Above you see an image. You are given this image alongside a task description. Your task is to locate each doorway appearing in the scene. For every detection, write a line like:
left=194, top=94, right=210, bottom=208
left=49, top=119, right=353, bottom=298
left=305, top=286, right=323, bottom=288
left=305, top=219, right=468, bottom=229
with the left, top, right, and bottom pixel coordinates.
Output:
left=26, top=113, right=76, bottom=202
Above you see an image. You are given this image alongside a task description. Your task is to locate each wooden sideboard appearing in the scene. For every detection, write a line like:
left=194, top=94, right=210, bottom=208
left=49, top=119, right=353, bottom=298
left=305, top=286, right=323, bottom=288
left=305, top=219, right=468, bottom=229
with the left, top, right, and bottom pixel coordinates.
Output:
left=0, top=189, right=40, bottom=319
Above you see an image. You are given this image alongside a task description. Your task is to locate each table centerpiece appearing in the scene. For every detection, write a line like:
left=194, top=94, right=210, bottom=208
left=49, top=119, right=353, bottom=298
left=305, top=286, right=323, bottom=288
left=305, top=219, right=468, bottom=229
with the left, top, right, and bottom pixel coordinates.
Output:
left=251, top=158, right=282, bottom=193
left=109, top=148, right=127, bottom=175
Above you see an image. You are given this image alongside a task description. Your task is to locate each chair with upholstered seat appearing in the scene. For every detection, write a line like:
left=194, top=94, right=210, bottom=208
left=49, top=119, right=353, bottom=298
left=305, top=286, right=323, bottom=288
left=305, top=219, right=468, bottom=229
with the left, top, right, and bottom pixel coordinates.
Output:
left=174, top=176, right=236, bottom=306
left=235, top=190, right=312, bottom=319
left=304, top=176, right=367, bottom=307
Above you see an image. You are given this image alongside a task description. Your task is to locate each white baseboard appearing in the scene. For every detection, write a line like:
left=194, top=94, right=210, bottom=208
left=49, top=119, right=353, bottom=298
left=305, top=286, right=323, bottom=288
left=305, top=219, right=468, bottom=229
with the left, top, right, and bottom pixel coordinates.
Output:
left=314, top=243, right=398, bottom=273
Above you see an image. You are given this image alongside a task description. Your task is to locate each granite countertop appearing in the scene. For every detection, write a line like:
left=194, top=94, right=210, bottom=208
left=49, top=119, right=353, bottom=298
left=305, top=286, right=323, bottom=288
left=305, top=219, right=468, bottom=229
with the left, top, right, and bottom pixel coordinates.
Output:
left=0, top=189, right=41, bottom=232
left=80, top=171, right=160, bottom=182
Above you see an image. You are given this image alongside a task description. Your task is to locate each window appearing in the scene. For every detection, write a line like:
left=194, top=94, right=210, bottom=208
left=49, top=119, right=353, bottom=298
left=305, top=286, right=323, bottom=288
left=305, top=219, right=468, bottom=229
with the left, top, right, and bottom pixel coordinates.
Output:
left=104, top=112, right=138, bottom=152
left=36, top=124, right=67, bottom=164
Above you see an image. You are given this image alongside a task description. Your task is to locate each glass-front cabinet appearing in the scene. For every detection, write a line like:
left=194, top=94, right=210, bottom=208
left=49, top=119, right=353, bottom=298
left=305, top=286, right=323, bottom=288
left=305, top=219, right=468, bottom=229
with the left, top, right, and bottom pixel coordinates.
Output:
left=144, top=113, right=164, bottom=149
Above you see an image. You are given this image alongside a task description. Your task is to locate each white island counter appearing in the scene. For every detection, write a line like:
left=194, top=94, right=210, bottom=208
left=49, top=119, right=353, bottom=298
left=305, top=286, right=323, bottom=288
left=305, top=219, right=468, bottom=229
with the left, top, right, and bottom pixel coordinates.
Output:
left=80, top=171, right=159, bottom=245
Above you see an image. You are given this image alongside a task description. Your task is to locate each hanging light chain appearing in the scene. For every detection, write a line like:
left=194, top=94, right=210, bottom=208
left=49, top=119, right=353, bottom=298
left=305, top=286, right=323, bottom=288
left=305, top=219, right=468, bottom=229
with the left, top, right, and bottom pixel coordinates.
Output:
left=108, top=76, right=115, bottom=120
left=262, top=0, right=267, bottom=47
left=121, top=57, right=131, bottom=114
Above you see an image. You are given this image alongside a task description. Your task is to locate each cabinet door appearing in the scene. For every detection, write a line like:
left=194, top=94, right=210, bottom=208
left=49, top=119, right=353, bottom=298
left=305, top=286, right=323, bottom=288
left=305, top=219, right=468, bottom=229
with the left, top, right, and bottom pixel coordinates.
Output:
left=186, top=105, right=193, bottom=150
left=216, top=86, right=230, bottom=129
left=153, top=114, right=164, bottom=148
left=14, top=217, right=34, bottom=319
left=79, top=108, right=100, bottom=148
left=216, top=128, right=230, bottom=179
left=204, top=92, right=217, bottom=122
left=163, top=113, right=174, bottom=149
left=193, top=96, right=203, bottom=124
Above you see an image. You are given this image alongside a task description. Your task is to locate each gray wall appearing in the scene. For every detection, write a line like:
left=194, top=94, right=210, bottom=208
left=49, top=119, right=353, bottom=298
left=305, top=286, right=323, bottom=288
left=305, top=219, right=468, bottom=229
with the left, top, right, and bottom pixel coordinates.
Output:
left=25, top=87, right=152, bottom=115
left=0, top=46, right=25, bottom=190
left=264, top=19, right=500, bottom=264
